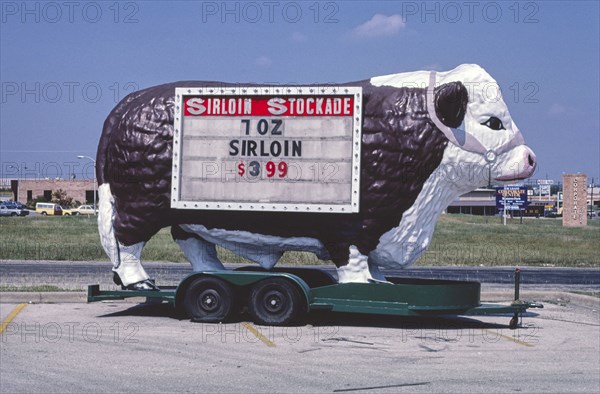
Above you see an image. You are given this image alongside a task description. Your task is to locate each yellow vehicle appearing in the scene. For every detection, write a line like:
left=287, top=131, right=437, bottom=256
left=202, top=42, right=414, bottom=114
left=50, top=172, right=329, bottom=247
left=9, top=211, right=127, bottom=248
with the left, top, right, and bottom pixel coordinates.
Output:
left=35, top=202, right=63, bottom=216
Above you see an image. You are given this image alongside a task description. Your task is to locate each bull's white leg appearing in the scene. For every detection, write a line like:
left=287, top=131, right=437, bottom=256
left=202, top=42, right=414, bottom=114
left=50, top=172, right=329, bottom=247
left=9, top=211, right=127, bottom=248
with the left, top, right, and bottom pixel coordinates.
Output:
left=114, top=241, right=150, bottom=286
left=178, top=224, right=283, bottom=270
left=336, top=246, right=388, bottom=283
left=175, top=236, right=226, bottom=271
left=98, top=183, right=151, bottom=287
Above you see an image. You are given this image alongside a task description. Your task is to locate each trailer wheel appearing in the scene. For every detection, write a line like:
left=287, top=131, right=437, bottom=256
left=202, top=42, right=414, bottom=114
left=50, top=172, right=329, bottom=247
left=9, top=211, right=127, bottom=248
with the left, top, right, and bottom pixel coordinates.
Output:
left=184, top=277, right=234, bottom=323
left=249, top=278, right=304, bottom=326
left=509, top=314, right=519, bottom=329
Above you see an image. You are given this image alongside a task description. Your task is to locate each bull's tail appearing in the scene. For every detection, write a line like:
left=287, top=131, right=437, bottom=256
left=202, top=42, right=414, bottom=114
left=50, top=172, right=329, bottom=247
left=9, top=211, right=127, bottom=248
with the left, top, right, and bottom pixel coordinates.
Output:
left=97, top=183, right=119, bottom=265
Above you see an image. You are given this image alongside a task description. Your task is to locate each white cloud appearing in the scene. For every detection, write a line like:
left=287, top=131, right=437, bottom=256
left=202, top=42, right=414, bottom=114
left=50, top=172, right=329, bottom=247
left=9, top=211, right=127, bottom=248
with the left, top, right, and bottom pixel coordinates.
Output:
left=548, top=103, right=566, bottom=116
left=255, top=56, right=272, bottom=67
left=352, top=14, right=406, bottom=38
left=292, top=32, right=307, bottom=43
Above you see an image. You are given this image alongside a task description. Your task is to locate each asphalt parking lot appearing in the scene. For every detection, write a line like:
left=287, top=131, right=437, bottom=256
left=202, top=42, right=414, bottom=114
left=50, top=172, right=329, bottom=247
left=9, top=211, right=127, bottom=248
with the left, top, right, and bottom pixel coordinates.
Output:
left=1, top=299, right=598, bottom=393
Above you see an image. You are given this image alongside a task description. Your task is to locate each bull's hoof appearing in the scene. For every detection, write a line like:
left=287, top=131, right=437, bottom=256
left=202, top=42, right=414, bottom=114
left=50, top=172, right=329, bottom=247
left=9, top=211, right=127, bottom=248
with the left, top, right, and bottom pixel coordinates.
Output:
left=123, top=279, right=160, bottom=291
left=112, top=272, right=123, bottom=286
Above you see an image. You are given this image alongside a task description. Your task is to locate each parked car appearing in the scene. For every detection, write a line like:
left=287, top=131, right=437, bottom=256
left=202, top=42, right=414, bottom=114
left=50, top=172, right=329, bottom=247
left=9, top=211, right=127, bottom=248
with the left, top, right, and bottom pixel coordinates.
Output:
left=0, top=205, right=17, bottom=216
left=35, top=202, right=63, bottom=216
left=72, top=205, right=97, bottom=215
left=545, top=211, right=562, bottom=218
left=61, top=206, right=76, bottom=216
left=13, top=202, right=28, bottom=210
left=0, top=202, right=29, bottom=216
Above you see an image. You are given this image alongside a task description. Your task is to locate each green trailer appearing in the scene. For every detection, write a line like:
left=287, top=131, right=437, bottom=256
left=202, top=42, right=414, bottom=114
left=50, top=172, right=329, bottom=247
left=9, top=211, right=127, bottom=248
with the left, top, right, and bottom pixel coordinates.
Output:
left=88, top=267, right=542, bottom=328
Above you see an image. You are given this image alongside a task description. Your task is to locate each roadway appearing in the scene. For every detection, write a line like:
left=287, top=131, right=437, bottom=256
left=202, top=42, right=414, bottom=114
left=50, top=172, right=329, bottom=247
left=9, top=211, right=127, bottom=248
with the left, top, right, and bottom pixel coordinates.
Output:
left=1, top=260, right=598, bottom=292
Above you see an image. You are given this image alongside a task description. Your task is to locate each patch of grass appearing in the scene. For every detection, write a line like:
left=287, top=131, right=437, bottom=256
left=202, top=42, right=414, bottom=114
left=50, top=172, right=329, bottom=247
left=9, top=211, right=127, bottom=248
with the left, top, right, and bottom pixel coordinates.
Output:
left=416, top=214, right=599, bottom=267
left=1, top=214, right=598, bottom=267
left=0, top=216, right=316, bottom=265
left=0, top=215, right=109, bottom=261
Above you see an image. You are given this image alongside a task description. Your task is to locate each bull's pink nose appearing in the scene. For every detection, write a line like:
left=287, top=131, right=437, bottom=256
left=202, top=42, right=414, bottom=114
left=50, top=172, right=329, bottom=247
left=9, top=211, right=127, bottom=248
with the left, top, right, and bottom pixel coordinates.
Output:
left=527, top=149, right=536, bottom=167
left=495, top=145, right=537, bottom=182
left=524, top=146, right=537, bottom=176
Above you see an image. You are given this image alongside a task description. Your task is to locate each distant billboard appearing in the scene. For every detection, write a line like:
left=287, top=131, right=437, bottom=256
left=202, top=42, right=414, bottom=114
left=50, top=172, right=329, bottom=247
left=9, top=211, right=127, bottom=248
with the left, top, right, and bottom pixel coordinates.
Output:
left=536, top=179, right=554, bottom=185
left=496, top=186, right=528, bottom=211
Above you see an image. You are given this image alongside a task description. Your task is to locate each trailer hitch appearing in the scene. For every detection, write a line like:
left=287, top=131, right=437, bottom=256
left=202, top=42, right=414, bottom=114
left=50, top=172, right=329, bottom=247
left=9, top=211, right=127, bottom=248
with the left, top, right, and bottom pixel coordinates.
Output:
left=509, top=268, right=544, bottom=329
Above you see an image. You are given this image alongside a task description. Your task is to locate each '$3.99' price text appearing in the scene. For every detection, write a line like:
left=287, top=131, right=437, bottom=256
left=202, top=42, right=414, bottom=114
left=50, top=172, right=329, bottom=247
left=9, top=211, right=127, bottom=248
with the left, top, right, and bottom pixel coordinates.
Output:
left=238, top=161, right=288, bottom=178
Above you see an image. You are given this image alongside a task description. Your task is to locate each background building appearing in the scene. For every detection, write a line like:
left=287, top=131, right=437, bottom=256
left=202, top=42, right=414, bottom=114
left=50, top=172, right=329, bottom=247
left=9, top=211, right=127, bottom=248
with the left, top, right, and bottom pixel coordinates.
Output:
left=9, top=179, right=97, bottom=205
left=447, top=188, right=497, bottom=216
left=447, top=185, right=599, bottom=217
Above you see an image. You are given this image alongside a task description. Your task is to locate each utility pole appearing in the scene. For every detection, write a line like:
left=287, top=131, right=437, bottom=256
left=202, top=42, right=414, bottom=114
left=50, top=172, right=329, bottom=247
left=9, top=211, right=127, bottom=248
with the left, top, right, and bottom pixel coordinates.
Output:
left=591, top=178, right=595, bottom=218
left=503, top=185, right=507, bottom=226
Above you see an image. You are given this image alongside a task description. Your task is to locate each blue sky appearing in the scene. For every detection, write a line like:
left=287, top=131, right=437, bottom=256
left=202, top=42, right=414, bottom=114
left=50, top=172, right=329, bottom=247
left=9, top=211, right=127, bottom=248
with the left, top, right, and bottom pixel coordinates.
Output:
left=1, top=0, right=598, bottom=184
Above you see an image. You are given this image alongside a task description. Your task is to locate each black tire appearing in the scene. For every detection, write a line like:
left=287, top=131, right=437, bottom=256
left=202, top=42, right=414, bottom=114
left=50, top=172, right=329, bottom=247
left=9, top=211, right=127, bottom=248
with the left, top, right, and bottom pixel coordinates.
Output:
left=41, top=212, right=47, bottom=216
left=65, top=213, right=70, bottom=216
left=183, top=277, right=234, bottom=323
left=248, top=278, right=305, bottom=326
left=10, top=212, right=17, bottom=217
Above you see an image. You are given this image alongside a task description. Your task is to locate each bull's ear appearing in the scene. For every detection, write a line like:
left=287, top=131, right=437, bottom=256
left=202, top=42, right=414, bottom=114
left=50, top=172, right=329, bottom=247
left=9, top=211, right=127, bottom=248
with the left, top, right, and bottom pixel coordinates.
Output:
left=434, top=82, right=468, bottom=128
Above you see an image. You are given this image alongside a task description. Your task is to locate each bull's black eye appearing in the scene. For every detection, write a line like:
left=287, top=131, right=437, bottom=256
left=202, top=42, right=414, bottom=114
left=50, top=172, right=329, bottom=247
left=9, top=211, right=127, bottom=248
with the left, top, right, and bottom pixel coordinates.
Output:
left=481, top=117, right=505, bottom=130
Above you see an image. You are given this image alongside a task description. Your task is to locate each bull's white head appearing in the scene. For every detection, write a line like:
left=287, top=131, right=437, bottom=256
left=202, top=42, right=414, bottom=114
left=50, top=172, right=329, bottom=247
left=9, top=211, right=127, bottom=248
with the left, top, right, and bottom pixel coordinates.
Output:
left=369, top=64, right=537, bottom=269
left=372, top=64, right=536, bottom=194
left=429, top=64, right=536, bottom=192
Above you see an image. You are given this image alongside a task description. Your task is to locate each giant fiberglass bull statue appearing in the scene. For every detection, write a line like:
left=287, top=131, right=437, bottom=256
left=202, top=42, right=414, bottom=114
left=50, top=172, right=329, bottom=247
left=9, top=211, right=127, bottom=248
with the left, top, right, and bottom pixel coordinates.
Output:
left=96, top=64, right=536, bottom=290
